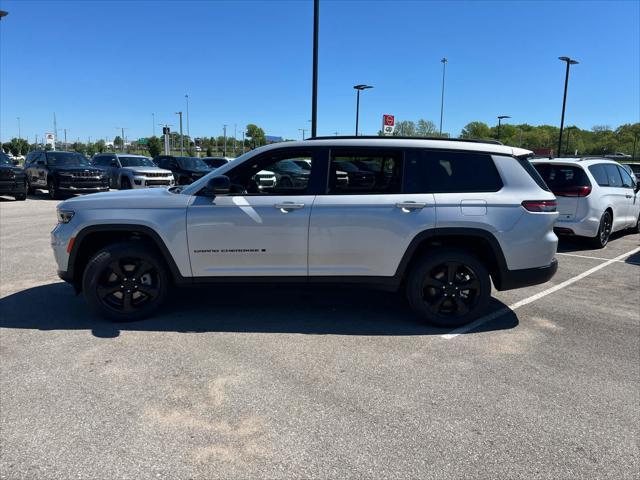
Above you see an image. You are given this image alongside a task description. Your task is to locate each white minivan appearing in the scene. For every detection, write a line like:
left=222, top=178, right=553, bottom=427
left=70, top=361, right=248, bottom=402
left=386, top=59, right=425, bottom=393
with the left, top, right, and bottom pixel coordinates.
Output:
left=532, top=158, right=640, bottom=248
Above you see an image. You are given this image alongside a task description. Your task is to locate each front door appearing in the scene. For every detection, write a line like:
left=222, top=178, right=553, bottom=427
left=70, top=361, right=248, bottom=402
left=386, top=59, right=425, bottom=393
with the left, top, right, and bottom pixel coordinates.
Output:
left=186, top=148, right=322, bottom=277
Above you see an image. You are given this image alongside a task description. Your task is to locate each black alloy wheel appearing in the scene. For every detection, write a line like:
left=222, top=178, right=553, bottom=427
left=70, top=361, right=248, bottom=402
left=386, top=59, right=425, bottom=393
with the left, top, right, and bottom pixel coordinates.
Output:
left=83, top=242, right=168, bottom=321
left=120, top=177, right=132, bottom=189
left=406, top=248, right=491, bottom=328
left=47, top=179, right=59, bottom=200
left=591, top=210, right=612, bottom=248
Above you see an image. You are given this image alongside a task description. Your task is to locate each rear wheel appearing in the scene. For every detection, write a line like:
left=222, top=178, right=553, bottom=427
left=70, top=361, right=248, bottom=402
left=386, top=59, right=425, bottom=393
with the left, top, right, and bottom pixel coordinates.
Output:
left=590, top=210, right=612, bottom=249
left=631, top=213, right=640, bottom=234
left=82, top=242, right=169, bottom=322
left=406, top=248, right=491, bottom=328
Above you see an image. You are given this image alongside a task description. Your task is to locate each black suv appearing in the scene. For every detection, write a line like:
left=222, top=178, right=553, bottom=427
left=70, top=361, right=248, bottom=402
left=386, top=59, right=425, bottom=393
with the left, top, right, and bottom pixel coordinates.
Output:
left=0, top=151, right=27, bottom=201
left=24, top=151, right=109, bottom=199
left=153, top=155, right=212, bottom=185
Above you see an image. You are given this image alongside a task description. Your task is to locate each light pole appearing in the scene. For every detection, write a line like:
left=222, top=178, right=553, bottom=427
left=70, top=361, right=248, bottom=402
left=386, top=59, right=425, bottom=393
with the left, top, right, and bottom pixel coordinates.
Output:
left=353, top=84, right=373, bottom=136
left=632, top=132, right=638, bottom=161
left=223, top=124, right=227, bottom=157
left=557, top=56, right=579, bottom=157
left=185, top=94, right=190, bottom=143
left=175, top=112, right=184, bottom=155
left=115, top=127, right=127, bottom=151
left=17, top=117, right=21, bottom=139
left=298, top=128, right=307, bottom=140
left=565, top=126, right=576, bottom=156
left=497, top=115, right=510, bottom=140
left=242, top=129, right=246, bottom=154
left=63, top=128, right=70, bottom=148
left=311, top=0, right=319, bottom=138
left=439, top=57, right=447, bottom=136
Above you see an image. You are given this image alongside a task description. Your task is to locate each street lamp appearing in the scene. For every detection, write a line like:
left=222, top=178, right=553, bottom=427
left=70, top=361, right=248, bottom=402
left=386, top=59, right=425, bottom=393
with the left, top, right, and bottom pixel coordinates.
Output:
left=439, top=57, right=447, bottom=136
left=17, top=117, right=21, bottom=139
left=557, top=56, right=579, bottom=157
left=185, top=94, right=190, bottom=141
left=310, top=0, right=319, bottom=138
left=497, top=115, right=511, bottom=140
left=353, top=84, right=373, bottom=136
left=298, top=128, right=307, bottom=140
left=175, top=112, right=184, bottom=155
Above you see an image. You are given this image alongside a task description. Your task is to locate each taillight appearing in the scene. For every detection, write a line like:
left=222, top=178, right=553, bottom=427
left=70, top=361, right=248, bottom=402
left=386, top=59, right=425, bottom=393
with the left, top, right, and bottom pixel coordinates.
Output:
left=552, top=186, right=592, bottom=197
left=522, top=200, right=557, bottom=212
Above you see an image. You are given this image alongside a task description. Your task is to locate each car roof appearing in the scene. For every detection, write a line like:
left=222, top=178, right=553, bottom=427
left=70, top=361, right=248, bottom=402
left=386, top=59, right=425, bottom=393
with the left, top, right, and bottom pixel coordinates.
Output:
left=530, top=157, right=624, bottom=166
left=250, top=137, right=532, bottom=157
left=114, top=153, right=149, bottom=158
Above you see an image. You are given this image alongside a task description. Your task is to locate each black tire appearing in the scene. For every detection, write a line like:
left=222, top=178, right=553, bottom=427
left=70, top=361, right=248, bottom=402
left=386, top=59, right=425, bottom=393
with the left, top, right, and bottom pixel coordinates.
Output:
left=47, top=178, right=60, bottom=200
left=14, top=181, right=27, bottom=201
left=26, top=180, right=35, bottom=195
left=120, top=177, right=132, bottom=189
left=82, top=242, right=169, bottom=322
left=590, top=210, right=612, bottom=249
left=406, top=248, right=491, bottom=328
left=630, top=213, right=640, bottom=234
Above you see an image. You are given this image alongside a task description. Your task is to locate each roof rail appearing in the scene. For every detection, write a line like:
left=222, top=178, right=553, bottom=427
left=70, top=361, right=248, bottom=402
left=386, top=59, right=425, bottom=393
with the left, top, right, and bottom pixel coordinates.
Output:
left=306, top=135, right=504, bottom=146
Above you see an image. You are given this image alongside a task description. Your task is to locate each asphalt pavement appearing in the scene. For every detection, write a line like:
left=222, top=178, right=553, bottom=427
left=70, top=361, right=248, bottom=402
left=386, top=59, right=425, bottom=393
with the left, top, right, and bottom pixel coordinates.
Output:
left=1, top=194, right=639, bottom=479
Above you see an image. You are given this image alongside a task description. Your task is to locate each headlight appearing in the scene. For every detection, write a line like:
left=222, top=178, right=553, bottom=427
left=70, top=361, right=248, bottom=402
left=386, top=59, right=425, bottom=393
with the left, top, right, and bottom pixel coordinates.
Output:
left=57, top=210, right=75, bottom=224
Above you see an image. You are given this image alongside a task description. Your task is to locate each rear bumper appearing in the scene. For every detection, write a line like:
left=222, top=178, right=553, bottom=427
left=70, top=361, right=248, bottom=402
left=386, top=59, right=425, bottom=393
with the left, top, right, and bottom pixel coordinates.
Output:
left=554, top=217, right=600, bottom=238
left=496, top=258, right=558, bottom=291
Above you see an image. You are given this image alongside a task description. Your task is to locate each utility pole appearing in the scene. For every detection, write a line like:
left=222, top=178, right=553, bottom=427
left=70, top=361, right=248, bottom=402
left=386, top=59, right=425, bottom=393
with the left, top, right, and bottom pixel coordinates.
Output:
left=53, top=112, right=58, bottom=150
left=17, top=117, right=21, bottom=139
left=298, top=128, right=307, bottom=140
left=63, top=128, right=69, bottom=148
left=234, top=124, right=237, bottom=155
left=311, top=0, right=319, bottom=138
left=242, top=129, right=245, bottom=154
left=439, top=57, right=447, bottom=136
left=333, top=131, right=339, bottom=136
left=174, top=112, right=184, bottom=155
left=152, top=113, right=155, bottom=136
left=223, top=124, right=227, bottom=157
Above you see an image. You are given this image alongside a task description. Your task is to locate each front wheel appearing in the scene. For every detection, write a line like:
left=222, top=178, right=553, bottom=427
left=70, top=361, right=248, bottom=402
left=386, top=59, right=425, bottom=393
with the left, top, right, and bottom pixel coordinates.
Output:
left=82, top=242, right=169, bottom=322
left=14, top=181, right=27, bottom=201
left=47, top=179, right=60, bottom=200
left=406, top=248, right=491, bottom=328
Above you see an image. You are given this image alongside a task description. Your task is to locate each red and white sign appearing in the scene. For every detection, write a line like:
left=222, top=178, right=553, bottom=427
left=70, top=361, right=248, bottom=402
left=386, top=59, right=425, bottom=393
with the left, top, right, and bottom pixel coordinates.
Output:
left=45, top=133, right=55, bottom=146
left=382, top=114, right=395, bottom=135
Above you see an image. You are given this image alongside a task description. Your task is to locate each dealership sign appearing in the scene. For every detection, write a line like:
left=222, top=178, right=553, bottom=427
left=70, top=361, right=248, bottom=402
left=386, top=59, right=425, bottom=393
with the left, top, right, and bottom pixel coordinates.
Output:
left=45, top=133, right=55, bottom=146
left=382, top=114, right=395, bottom=136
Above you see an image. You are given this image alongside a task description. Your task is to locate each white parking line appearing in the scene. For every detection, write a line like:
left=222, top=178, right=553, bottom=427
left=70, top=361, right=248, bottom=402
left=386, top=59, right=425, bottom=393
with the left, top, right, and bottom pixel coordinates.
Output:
left=557, top=252, right=624, bottom=262
left=442, top=246, right=640, bottom=339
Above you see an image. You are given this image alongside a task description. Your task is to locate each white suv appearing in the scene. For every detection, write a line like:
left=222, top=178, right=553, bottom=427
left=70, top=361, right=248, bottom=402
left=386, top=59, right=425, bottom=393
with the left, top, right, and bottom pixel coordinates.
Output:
left=532, top=158, right=640, bottom=248
left=51, top=137, right=559, bottom=327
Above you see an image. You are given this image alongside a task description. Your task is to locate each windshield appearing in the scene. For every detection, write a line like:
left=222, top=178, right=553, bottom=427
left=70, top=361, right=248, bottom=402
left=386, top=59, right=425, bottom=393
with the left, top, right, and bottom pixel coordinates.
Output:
left=119, top=156, right=156, bottom=167
left=46, top=152, right=91, bottom=166
left=533, top=163, right=590, bottom=189
left=203, top=158, right=228, bottom=168
left=177, top=157, right=209, bottom=170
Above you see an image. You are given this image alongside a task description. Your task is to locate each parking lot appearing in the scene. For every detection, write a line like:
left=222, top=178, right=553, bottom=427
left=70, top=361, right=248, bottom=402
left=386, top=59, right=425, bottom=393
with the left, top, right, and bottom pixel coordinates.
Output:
left=1, top=194, right=639, bottom=479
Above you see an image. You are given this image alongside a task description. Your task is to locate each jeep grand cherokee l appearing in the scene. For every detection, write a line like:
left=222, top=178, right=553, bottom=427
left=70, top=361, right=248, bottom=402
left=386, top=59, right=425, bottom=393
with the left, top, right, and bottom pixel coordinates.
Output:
left=92, top=153, right=174, bottom=189
left=0, top=151, right=27, bottom=200
left=25, top=150, right=109, bottom=199
left=52, top=137, right=559, bottom=327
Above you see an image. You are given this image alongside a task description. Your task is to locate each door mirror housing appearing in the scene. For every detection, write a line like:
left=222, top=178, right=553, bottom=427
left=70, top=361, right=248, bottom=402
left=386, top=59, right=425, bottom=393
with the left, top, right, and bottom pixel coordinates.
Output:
left=204, top=175, right=231, bottom=197
left=635, top=180, right=640, bottom=193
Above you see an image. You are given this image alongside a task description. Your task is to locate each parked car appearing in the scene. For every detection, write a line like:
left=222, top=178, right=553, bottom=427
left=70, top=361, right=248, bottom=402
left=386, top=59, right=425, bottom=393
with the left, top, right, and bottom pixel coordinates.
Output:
left=622, top=162, right=640, bottom=179
left=53, top=137, right=559, bottom=327
left=604, top=152, right=632, bottom=160
left=202, top=156, right=277, bottom=190
left=333, top=160, right=376, bottom=190
left=92, top=153, right=174, bottom=189
left=532, top=158, right=640, bottom=247
left=24, top=150, right=109, bottom=199
left=292, top=158, right=348, bottom=187
left=153, top=155, right=212, bottom=185
left=0, top=151, right=27, bottom=200
left=271, top=159, right=311, bottom=188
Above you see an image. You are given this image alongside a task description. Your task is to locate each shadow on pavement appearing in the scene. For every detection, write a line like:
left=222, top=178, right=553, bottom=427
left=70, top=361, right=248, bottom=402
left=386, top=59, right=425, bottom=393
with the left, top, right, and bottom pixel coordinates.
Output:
left=0, top=282, right=518, bottom=338
left=557, top=232, right=629, bottom=253
left=625, top=250, right=640, bottom=266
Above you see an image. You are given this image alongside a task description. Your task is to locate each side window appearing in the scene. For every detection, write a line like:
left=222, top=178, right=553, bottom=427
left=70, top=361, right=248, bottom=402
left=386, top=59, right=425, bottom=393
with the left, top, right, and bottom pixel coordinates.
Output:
left=618, top=166, right=635, bottom=188
left=157, top=158, right=168, bottom=168
left=93, top=155, right=106, bottom=166
left=225, top=150, right=314, bottom=195
left=603, top=164, right=623, bottom=187
left=405, top=150, right=502, bottom=193
left=588, top=164, right=609, bottom=186
left=328, top=149, right=403, bottom=194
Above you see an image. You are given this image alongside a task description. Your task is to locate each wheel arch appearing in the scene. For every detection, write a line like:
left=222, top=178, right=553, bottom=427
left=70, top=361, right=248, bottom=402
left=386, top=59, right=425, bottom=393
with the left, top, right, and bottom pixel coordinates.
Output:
left=395, top=228, right=509, bottom=289
left=67, top=224, right=187, bottom=291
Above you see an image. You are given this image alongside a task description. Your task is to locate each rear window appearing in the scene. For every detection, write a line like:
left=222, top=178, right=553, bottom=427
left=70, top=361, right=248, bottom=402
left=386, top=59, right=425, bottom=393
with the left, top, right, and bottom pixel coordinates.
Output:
left=404, top=150, right=503, bottom=193
left=533, top=164, right=590, bottom=190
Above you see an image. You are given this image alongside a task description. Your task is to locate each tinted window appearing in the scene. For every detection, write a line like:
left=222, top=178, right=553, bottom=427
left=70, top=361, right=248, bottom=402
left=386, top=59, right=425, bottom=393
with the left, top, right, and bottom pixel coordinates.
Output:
left=618, top=166, right=635, bottom=188
left=225, top=151, right=313, bottom=195
left=533, top=164, right=590, bottom=189
left=177, top=157, right=209, bottom=170
left=119, top=156, right=155, bottom=167
left=328, top=149, right=403, bottom=194
left=93, top=155, right=109, bottom=167
left=629, top=164, right=640, bottom=176
left=603, top=164, right=623, bottom=187
left=405, top=150, right=502, bottom=193
left=588, top=164, right=609, bottom=186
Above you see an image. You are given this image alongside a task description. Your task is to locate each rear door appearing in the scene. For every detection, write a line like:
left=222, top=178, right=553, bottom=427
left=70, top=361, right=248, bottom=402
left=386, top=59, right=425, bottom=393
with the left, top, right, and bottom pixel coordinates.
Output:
left=309, top=147, right=435, bottom=277
left=533, top=163, right=591, bottom=221
left=617, top=165, right=639, bottom=226
left=601, top=163, right=631, bottom=230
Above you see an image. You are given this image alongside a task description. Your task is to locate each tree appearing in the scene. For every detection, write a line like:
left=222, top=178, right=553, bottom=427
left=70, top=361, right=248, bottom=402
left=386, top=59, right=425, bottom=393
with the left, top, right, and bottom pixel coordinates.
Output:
left=147, top=136, right=162, bottom=158
left=94, top=139, right=106, bottom=153
left=71, top=142, right=86, bottom=154
left=113, top=136, right=123, bottom=148
left=416, top=119, right=438, bottom=137
left=2, top=142, right=11, bottom=154
left=246, top=124, right=265, bottom=148
left=460, top=122, right=492, bottom=140
left=206, top=146, right=213, bottom=156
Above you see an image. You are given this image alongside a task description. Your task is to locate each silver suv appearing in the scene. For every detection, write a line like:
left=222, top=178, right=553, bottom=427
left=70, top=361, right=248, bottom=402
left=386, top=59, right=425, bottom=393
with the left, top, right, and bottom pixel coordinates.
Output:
left=92, top=153, right=174, bottom=189
left=52, top=137, right=559, bottom=327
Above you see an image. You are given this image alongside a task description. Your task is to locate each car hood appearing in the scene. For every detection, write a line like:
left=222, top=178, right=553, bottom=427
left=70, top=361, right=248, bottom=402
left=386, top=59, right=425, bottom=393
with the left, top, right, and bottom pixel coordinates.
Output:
left=124, top=166, right=172, bottom=175
left=59, top=186, right=191, bottom=210
left=51, top=165, right=103, bottom=173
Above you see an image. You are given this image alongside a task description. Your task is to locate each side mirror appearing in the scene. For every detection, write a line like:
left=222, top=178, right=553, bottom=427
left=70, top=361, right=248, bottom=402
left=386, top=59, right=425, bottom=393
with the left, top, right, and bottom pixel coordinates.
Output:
left=204, top=175, right=230, bottom=197
left=635, top=181, right=640, bottom=193
left=110, top=160, right=118, bottom=167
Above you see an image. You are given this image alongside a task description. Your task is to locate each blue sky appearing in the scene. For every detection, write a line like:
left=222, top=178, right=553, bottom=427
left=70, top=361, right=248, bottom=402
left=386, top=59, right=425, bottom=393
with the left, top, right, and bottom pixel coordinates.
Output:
left=1, top=0, right=639, bottom=144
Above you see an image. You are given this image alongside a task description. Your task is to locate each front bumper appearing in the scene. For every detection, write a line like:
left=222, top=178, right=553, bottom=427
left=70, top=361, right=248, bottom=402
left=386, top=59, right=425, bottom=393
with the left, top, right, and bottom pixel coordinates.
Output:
left=132, top=176, right=175, bottom=188
left=0, top=180, right=25, bottom=194
left=58, top=185, right=110, bottom=193
left=495, top=258, right=558, bottom=291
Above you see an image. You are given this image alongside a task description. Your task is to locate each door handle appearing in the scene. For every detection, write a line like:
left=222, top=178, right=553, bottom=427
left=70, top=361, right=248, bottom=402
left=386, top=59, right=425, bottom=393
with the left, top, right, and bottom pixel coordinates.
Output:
left=274, top=202, right=305, bottom=212
left=395, top=201, right=426, bottom=212
left=626, top=194, right=632, bottom=198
